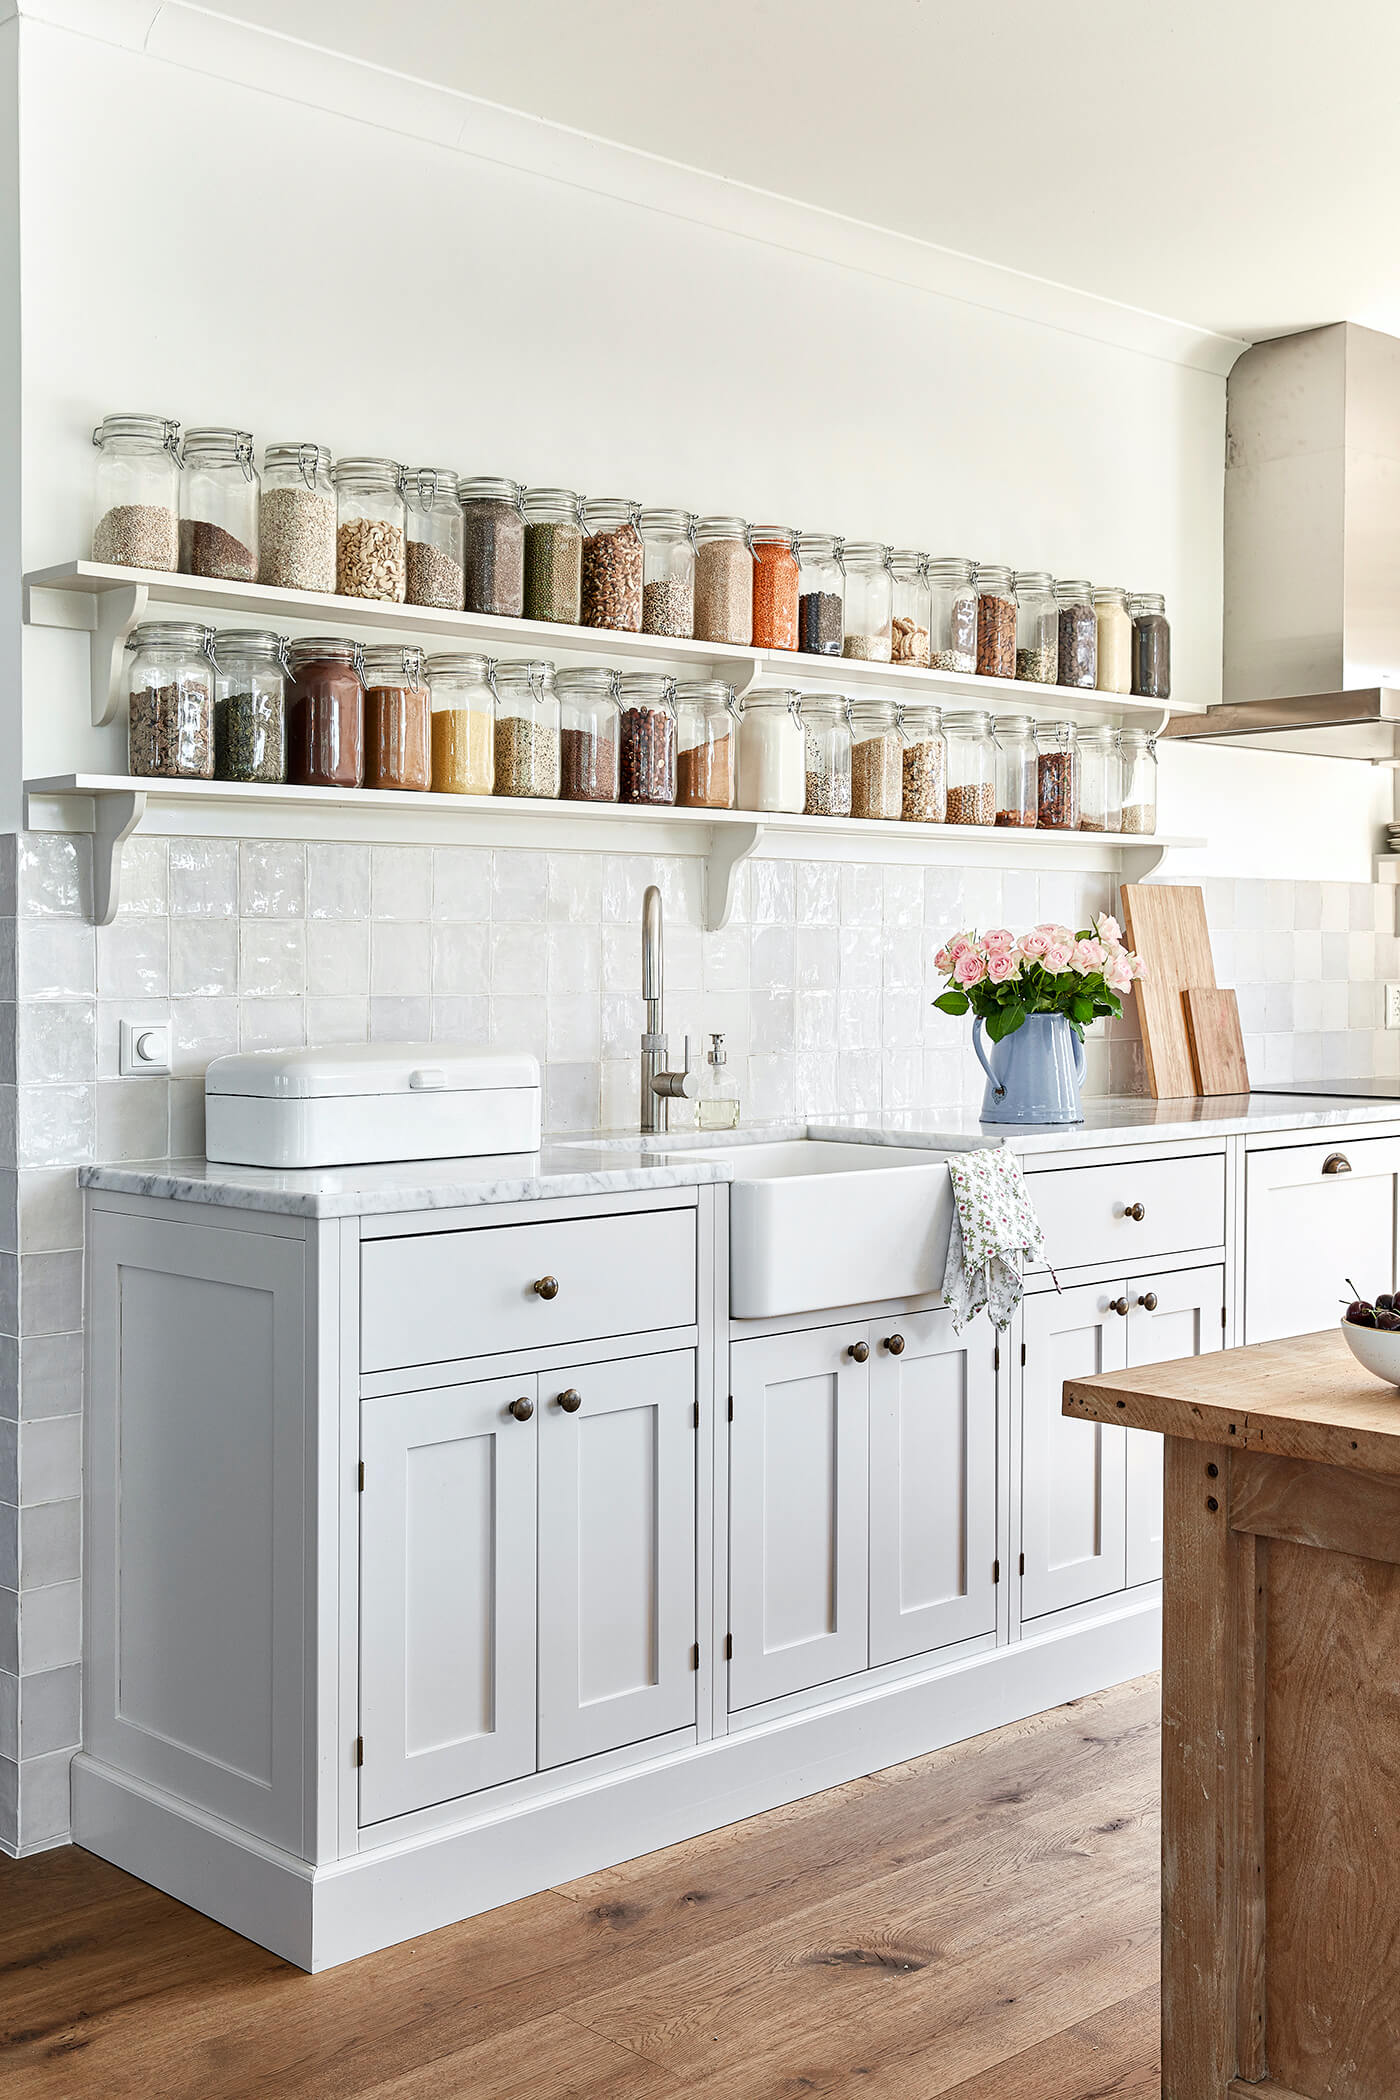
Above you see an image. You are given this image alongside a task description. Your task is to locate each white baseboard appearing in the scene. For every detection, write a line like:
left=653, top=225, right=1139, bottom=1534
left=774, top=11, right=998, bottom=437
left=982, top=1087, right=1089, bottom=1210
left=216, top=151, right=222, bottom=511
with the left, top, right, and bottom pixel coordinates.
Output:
left=73, top=1597, right=1161, bottom=1972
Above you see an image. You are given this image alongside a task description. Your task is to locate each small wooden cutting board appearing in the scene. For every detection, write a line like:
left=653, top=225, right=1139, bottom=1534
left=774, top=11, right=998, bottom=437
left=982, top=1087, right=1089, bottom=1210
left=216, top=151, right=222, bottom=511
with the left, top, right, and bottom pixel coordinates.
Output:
left=1120, top=883, right=1218, bottom=1098
left=1185, top=986, right=1249, bottom=1095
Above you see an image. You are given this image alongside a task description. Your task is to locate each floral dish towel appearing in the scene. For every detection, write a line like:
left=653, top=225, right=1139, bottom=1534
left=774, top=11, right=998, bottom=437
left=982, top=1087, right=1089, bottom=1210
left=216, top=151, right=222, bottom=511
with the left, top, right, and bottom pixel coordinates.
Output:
left=942, top=1145, right=1049, bottom=1331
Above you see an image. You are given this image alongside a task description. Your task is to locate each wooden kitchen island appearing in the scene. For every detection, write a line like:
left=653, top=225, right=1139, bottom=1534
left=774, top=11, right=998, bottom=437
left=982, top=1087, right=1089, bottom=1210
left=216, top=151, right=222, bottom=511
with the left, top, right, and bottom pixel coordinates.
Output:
left=1066, top=1327, right=1400, bottom=2100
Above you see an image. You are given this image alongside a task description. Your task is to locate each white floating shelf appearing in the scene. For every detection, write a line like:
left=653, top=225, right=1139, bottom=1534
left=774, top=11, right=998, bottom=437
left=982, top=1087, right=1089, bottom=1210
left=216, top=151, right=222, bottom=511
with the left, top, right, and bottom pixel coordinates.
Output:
left=25, top=772, right=1205, bottom=929
left=24, top=561, right=1200, bottom=731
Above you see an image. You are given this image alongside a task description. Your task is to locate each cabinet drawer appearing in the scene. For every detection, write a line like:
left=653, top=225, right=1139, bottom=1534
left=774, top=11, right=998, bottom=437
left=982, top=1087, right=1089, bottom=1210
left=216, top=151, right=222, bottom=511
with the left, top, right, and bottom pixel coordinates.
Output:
left=1028, top=1152, right=1225, bottom=1272
left=361, top=1208, right=697, bottom=1373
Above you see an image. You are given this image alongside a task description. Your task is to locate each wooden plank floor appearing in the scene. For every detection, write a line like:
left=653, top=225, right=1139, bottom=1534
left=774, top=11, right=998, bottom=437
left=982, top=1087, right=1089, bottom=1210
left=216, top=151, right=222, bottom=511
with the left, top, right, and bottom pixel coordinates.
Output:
left=0, top=1676, right=1162, bottom=2098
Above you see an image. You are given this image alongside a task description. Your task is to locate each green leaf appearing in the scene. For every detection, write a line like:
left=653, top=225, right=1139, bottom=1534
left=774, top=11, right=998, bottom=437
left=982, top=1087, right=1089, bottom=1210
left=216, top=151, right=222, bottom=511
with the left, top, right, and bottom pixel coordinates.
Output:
left=933, top=989, right=969, bottom=1016
left=1070, top=994, right=1095, bottom=1025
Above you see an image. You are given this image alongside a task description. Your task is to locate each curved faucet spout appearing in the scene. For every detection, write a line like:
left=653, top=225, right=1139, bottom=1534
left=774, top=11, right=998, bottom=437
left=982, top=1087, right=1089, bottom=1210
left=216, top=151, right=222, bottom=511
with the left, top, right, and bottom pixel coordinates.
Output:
left=642, top=884, right=663, bottom=1006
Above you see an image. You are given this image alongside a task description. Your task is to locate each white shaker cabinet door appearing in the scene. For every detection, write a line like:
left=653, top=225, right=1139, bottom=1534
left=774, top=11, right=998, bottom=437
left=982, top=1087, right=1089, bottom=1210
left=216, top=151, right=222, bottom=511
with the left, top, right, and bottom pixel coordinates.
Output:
left=1244, top=1136, right=1400, bottom=1342
left=1124, top=1263, right=1225, bottom=1587
left=868, top=1308, right=998, bottom=1667
left=537, top=1350, right=698, bottom=1769
left=1020, top=1282, right=1128, bottom=1621
left=728, top=1325, right=870, bottom=1709
left=359, top=1376, right=538, bottom=1825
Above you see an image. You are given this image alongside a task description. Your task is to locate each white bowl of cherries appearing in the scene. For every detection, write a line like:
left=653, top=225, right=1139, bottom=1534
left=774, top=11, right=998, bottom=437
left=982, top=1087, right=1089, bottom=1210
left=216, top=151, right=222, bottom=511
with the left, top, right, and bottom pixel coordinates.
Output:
left=1341, top=1279, right=1400, bottom=1386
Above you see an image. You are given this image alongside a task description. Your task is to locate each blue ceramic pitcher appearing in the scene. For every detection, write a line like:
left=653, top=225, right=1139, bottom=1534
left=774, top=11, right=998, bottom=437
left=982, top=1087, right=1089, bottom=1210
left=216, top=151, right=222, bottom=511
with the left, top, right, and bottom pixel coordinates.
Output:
left=974, top=1011, right=1086, bottom=1124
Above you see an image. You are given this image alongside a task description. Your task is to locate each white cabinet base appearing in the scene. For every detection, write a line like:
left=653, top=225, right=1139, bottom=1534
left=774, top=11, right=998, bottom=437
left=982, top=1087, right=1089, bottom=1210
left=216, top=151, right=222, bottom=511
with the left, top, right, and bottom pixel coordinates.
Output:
left=71, top=1585, right=1160, bottom=1971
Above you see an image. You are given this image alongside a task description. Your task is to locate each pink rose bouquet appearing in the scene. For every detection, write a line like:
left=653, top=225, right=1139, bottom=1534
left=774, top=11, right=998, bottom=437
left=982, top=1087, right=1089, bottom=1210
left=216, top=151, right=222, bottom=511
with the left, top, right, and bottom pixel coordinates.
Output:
left=933, top=910, right=1146, bottom=1043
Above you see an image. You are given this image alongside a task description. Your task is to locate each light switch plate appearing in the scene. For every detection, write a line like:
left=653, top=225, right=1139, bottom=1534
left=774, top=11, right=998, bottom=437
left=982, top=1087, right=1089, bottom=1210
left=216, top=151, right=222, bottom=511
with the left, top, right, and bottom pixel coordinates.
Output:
left=119, top=1018, right=172, bottom=1075
left=1386, top=985, right=1400, bottom=1030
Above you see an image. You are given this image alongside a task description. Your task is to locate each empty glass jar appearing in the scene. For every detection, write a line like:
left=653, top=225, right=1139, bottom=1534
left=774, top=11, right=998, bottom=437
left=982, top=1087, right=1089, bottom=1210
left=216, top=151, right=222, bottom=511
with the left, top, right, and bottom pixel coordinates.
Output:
left=927, top=556, right=978, bottom=673
left=848, top=698, right=903, bottom=819
left=428, top=651, right=495, bottom=795
left=404, top=468, right=465, bottom=610
left=675, top=681, right=739, bottom=809
left=259, top=442, right=335, bottom=592
left=92, top=412, right=181, bottom=571
left=975, top=563, right=1016, bottom=679
left=333, top=458, right=406, bottom=603
left=693, top=517, right=753, bottom=645
left=460, top=477, right=525, bottom=617
left=617, top=673, right=676, bottom=805
left=889, top=551, right=930, bottom=666
left=180, top=428, right=258, bottom=581
left=796, top=533, right=844, bottom=656
left=556, top=667, right=620, bottom=802
left=1130, top=592, right=1171, bottom=699
left=899, top=704, right=947, bottom=823
left=1037, top=720, right=1080, bottom=829
left=1094, top=585, right=1132, bottom=694
left=1119, top=728, right=1158, bottom=834
left=1013, top=569, right=1057, bottom=684
left=362, top=644, right=431, bottom=791
left=1055, top=578, right=1097, bottom=690
left=493, top=659, right=560, bottom=798
left=738, top=689, right=805, bottom=812
left=945, top=709, right=997, bottom=825
left=212, top=628, right=288, bottom=785
left=581, top=498, right=644, bottom=632
left=522, top=488, right=583, bottom=624
left=639, top=508, right=695, bottom=639
left=842, top=543, right=893, bottom=662
left=126, top=621, right=216, bottom=779
left=287, top=637, right=366, bottom=789
left=992, top=713, right=1038, bottom=828
left=751, top=527, right=800, bottom=651
left=802, top=696, right=852, bottom=816
left=1078, top=724, right=1123, bottom=833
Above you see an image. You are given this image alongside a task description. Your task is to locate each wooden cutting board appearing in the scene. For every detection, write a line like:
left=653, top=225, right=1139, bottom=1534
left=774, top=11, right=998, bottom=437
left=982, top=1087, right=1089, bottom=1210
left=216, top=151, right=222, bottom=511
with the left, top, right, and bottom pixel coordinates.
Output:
left=1120, top=883, right=1217, bottom=1099
left=1185, top=987, right=1249, bottom=1095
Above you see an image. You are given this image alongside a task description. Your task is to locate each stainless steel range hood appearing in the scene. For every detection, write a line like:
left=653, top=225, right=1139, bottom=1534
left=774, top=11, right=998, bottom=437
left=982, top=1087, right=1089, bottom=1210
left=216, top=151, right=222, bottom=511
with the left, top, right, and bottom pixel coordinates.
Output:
left=1160, top=686, right=1400, bottom=760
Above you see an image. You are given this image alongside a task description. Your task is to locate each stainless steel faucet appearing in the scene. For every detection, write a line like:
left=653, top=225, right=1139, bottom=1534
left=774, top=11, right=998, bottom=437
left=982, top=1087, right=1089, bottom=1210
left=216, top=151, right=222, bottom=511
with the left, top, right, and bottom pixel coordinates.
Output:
left=640, top=883, right=695, bottom=1133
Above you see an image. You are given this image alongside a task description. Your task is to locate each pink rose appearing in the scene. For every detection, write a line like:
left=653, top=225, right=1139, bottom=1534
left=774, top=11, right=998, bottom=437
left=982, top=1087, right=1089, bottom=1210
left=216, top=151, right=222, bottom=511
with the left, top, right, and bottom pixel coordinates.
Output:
left=1016, top=930, right=1050, bottom=960
left=953, top=949, right=987, bottom=987
left=986, top=951, right=1019, bottom=984
left=1072, top=937, right=1107, bottom=975
left=1095, top=912, right=1123, bottom=945
left=1105, top=953, right=1134, bottom=995
left=983, top=927, right=1015, bottom=953
left=1042, top=940, right=1075, bottom=974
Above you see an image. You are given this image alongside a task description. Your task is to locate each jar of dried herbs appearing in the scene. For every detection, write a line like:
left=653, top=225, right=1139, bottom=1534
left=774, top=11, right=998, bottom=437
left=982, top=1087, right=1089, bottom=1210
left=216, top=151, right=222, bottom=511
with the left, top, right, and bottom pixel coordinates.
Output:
left=848, top=698, right=902, bottom=819
left=889, top=551, right=931, bottom=666
left=332, top=457, right=406, bottom=603
left=460, top=476, right=525, bottom=617
left=362, top=644, right=431, bottom=792
left=1094, top=585, right=1132, bottom=694
left=927, top=556, right=978, bottom=673
left=992, top=713, right=1037, bottom=828
left=522, top=488, right=583, bottom=624
left=1129, top=591, right=1171, bottom=699
left=260, top=443, right=335, bottom=593
left=944, top=709, right=997, bottom=825
left=751, top=527, right=800, bottom=651
left=802, top=696, right=852, bottom=817
left=899, top=704, right=946, bottom=823
left=1013, top=569, right=1057, bottom=684
left=428, top=651, right=495, bottom=795
left=1077, top=724, right=1122, bottom=833
left=694, top=517, right=753, bottom=645
left=92, top=412, right=181, bottom=572
left=842, top=543, right=893, bottom=662
left=640, top=508, right=695, bottom=639
left=556, top=666, right=620, bottom=803
left=974, top=563, right=1016, bottom=679
left=180, top=428, right=259, bottom=583
left=1118, top=728, right=1158, bottom=835
left=617, top=673, right=677, bottom=805
left=287, top=637, right=366, bottom=789
left=1055, top=578, right=1097, bottom=690
left=127, top=621, right=216, bottom=779
left=212, top=628, right=289, bottom=785
left=675, top=681, right=739, bottom=809
left=796, top=532, right=844, bottom=655
left=404, top=468, right=465, bottom=611
left=1036, top=720, right=1080, bottom=829
left=580, top=497, right=644, bottom=632
left=737, top=689, right=805, bottom=812
left=493, top=659, right=560, bottom=798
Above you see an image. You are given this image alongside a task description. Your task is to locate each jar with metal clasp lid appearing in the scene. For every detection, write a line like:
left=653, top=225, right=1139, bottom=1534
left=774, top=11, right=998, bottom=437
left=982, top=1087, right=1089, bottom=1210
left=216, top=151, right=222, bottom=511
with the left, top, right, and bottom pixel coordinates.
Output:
left=556, top=666, right=621, bottom=802
left=287, top=636, right=366, bottom=789
left=802, top=695, right=852, bottom=816
left=750, top=527, right=800, bottom=651
left=180, top=427, right=259, bottom=581
left=212, top=627, right=290, bottom=784
left=674, top=680, right=740, bottom=808
left=493, top=659, right=560, bottom=797
left=404, top=467, right=465, bottom=610
left=617, top=672, right=676, bottom=804
left=848, top=697, right=903, bottom=819
left=1118, top=727, right=1158, bottom=834
left=428, top=651, right=495, bottom=794
left=126, top=620, right=217, bottom=778
left=460, top=476, right=525, bottom=616
left=332, top=457, right=406, bottom=602
left=796, top=533, right=844, bottom=655
left=580, top=497, right=644, bottom=632
left=92, top=412, right=181, bottom=571
left=889, top=551, right=930, bottom=666
left=1077, top=724, right=1122, bottom=833
left=639, top=507, right=695, bottom=638
left=259, top=442, right=335, bottom=592
left=899, top=703, right=946, bottom=822
left=992, top=712, right=1037, bottom=828
left=693, top=516, right=753, bottom=645
left=737, top=688, right=805, bottom=812
left=841, top=542, right=893, bottom=662
left=362, top=644, right=431, bottom=791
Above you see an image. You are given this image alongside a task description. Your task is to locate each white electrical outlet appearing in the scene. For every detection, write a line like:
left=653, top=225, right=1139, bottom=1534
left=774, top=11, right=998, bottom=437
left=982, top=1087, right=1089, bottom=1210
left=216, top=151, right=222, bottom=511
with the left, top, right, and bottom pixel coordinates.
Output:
left=119, top=1018, right=172, bottom=1075
left=1387, top=984, right=1400, bottom=1030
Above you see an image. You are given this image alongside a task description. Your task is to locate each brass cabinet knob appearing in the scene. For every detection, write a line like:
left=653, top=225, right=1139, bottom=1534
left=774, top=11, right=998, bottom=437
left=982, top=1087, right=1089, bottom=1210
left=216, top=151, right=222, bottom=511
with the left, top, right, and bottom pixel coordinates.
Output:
left=557, top=1388, right=583, bottom=1413
left=1109, top=1297, right=1130, bottom=1317
left=1122, top=1202, right=1146, bottom=1221
left=1137, top=1291, right=1158, bottom=1312
left=533, top=1275, right=560, bottom=1299
left=1322, top=1152, right=1352, bottom=1176
left=847, top=1340, right=870, bottom=1363
left=508, top=1396, right=534, bottom=1421
left=883, top=1334, right=906, bottom=1355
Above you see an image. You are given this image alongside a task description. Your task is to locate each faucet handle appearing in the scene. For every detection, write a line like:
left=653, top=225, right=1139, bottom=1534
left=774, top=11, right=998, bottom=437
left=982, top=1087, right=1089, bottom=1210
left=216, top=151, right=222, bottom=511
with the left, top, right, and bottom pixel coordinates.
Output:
left=651, top=1036, right=700, bottom=1101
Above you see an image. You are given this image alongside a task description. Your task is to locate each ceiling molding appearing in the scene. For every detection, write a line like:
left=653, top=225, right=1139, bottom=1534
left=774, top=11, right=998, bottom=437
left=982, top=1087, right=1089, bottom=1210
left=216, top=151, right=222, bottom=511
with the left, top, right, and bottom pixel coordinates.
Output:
left=21, top=0, right=1247, bottom=377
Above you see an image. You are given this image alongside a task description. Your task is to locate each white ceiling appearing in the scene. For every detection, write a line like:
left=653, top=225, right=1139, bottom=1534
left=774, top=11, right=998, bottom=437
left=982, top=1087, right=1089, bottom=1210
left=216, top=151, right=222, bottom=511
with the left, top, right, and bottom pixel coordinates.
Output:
left=197, top=0, right=1400, bottom=344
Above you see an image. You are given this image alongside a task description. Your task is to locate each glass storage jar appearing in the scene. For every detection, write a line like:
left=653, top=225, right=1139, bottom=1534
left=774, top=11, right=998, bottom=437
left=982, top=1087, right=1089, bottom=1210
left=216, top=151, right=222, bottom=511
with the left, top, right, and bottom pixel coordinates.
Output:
left=617, top=672, right=677, bottom=805
left=899, top=703, right=946, bottom=823
left=555, top=667, right=620, bottom=803
left=427, top=651, right=495, bottom=795
left=580, top=497, right=643, bottom=632
left=259, top=442, right=335, bottom=592
left=1055, top=578, right=1097, bottom=690
left=944, top=708, right=997, bottom=825
left=179, top=428, right=258, bottom=581
left=1094, top=585, right=1132, bottom=694
left=693, top=517, right=753, bottom=645
left=1013, top=569, right=1057, bottom=684
left=459, top=476, right=524, bottom=617
left=889, top=551, right=931, bottom=666
left=842, top=542, right=893, bottom=662
left=639, top=508, right=695, bottom=638
left=675, top=681, right=739, bottom=809
left=796, top=532, right=844, bottom=655
left=992, top=712, right=1038, bottom=828
left=751, top=527, right=800, bottom=651
left=212, top=628, right=288, bottom=785
left=404, top=468, right=464, bottom=610
left=802, top=695, right=852, bottom=816
left=333, top=458, right=405, bottom=603
left=1077, top=724, right=1122, bottom=833
left=126, top=621, right=216, bottom=779
left=927, top=556, right=978, bottom=673
left=1037, top=720, right=1080, bottom=829
left=1119, top=728, right=1158, bottom=834
left=1130, top=591, right=1171, bottom=699
left=737, top=689, right=805, bottom=812
left=493, top=659, right=560, bottom=797
left=848, top=698, right=902, bottom=819
left=975, top=563, right=1016, bottom=679
left=287, top=637, right=366, bottom=789
left=522, top=488, right=583, bottom=624
left=92, top=412, right=181, bottom=571
left=362, top=644, right=431, bottom=792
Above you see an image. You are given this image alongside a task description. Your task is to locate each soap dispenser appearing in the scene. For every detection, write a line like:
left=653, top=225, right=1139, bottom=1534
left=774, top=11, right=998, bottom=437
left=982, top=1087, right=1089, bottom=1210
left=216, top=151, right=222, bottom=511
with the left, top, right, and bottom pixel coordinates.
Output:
left=697, top=1032, right=740, bottom=1131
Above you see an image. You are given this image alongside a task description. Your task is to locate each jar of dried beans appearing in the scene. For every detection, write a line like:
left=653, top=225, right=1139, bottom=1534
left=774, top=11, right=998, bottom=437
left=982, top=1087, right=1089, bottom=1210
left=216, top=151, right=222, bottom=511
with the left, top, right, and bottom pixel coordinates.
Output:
left=802, top=696, right=852, bottom=817
left=333, top=458, right=406, bottom=603
left=842, top=542, right=893, bottom=662
left=362, top=644, right=431, bottom=792
left=751, top=527, right=800, bottom=651
left=693, top=517, right=753, bottom=645
left=459, top=477, right=525, bottom=618
left=1055, top=578, right=1097, bottom=690
left=944, top=709, right=997, bottom=825
left=93, top=412, right=181, bottom=572
left=796, top=533, right=844, bottom=655
left=1094, top=585, right=1132, bottom=694
left=992, top=713, right=1037, bottom=828
left=639, top=508, right=695, bottom=639
left=848, top=698, right=902, bottom=819
left=493, top=659, right=560, bottom=798
left=738, top=689, right=805, bottom=812
left=287, top=637, right=366, bottom=789
left=889, top=551, right=931, bottom=666
left=675, top=681, right=739, bottom=809
left=899, top=704, right=946, bottom=823
left=1077, top=724, right=1122, bottom=833
left=617, top=672, right=677, bottom=805
left=212, top=628, right=289, bottom=785
left=1129, top=592, right=1171, bottom=699
left=404, top=468, right=465, bottom=611
left=556, top=667, right=620, bottom=803
left=1013, top=570, right=1057, bottom=684
left=522, top=488, right=583, bottom=624
left=580, top=497, right=644, bottom=632
left=428, top=651, right=495, bottom=795
left=1118, top=728, right=1157, bottom=835
left=179, top=428, right=259, bottom=582
left=1036, top=720, right=1080, bottom=829
left=260, top=443, right=335, bottom=593
left=126, top=621, right=216, bottom=779
left=975, top=563, right=1016, bottom=679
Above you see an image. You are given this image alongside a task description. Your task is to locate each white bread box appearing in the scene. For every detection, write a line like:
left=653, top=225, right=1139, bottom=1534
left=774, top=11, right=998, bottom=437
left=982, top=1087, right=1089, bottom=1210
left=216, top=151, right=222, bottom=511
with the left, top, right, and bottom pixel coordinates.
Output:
left=204, top=1045, right=541, bottom=1168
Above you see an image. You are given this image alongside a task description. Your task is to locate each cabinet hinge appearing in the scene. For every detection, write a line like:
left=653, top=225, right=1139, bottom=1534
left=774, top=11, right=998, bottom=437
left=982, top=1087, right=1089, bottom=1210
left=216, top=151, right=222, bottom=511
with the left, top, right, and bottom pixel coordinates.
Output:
left=358, top=1460, right=364, bottom=1491
left=693, top=1399, right=700, bottom=1428
left=353, top=1736, right=363, bottom=1767
left=724, top=1633, right=733, bottom=1661
left=1221, top=1304, right=1227, bottom=1330
left=993, top=1342, right=1000, bottom=1373
left=690, top=1642, right=700, bottom=1670
left=1018, top=1552, right=1025, bottom=1578
left=727, top=1394, right=733, bottom=1421
left=992, top=1558, right=1000, bottom=1584
left=1020, top=1342, right=1027, bottom=1367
